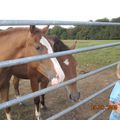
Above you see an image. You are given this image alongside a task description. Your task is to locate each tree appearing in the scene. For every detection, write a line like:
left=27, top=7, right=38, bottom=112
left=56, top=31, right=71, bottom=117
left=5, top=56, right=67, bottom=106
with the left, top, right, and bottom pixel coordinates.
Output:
left=49, top=25, right=66, bottom=39
left=47, top=17, right=120, bottom=40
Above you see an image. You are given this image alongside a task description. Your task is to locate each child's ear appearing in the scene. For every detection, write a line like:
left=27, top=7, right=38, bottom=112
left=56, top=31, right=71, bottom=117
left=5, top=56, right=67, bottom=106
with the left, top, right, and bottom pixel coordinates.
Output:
left=116, top=64, right=120, bottom=79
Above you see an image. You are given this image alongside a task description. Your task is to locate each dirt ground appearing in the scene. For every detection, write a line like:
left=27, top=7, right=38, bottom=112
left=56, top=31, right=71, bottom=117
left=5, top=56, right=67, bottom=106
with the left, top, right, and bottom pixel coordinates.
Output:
left=0, top=68, right=117, bottom=120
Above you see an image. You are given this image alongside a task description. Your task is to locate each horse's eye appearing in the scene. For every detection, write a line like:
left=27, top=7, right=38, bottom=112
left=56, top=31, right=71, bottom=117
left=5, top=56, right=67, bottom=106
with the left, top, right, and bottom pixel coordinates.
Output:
left=35, top=30, right=40, bottom=34
left=36, top=46, right=40, bottom=50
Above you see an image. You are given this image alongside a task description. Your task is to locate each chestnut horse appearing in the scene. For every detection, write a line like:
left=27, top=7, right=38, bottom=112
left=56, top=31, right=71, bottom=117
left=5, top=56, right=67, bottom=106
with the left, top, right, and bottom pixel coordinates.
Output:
left=0, top=26, right=65, bottom=120
left=12, top=37, right=80, bottom=117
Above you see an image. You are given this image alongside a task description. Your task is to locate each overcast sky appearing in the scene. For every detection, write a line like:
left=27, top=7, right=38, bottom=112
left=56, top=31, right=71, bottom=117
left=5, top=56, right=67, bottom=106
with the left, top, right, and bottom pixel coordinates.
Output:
left=0, top=0, right=119, bottom=28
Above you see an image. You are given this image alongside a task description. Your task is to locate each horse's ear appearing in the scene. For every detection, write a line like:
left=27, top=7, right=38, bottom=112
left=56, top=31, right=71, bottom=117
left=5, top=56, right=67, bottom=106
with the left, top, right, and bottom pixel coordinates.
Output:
left=42, top=25, right=49, bottom=35
left=70, top=40, right=77, bottom=49
left=30, top=25, right=36, bottom=34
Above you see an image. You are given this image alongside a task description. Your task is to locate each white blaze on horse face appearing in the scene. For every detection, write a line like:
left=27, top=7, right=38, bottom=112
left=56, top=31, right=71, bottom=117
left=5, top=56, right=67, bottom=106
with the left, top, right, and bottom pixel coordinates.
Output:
left=64, top=59, right=69, bottom=66
left=40, top=36, right=65, bottom=85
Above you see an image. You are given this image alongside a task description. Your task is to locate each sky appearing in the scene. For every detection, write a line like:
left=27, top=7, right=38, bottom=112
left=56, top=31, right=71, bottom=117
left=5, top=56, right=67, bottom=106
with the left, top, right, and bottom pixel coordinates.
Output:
left=0, top=0, right=120, bottom=28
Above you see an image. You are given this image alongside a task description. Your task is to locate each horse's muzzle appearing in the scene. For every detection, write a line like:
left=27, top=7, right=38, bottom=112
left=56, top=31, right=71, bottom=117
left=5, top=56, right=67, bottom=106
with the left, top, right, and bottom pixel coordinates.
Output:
left=51, top=74, right=64, bottom=85
left=69, top=92, right=80, bottom=102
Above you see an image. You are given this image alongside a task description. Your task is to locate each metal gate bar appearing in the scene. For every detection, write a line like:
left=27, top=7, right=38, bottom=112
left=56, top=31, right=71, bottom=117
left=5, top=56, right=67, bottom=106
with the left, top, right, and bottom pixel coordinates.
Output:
left=88, top=109, right=106, bottom=120
left=0, top=42, right=120, bottom=68
left=0, top=20, right=120, bottom=26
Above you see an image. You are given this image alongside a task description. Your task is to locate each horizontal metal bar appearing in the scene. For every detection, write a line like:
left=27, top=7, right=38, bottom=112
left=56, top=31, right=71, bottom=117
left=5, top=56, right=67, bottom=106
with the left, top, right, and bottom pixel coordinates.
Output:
left=0, top=42, right=120, bottom=68
left=0, top=20, right=120, bottom=26
left=88, top=109, right=106, bottom=120
left=0, top=61, right=118, bottom=110
left=47, top=83, right=115, bottom=120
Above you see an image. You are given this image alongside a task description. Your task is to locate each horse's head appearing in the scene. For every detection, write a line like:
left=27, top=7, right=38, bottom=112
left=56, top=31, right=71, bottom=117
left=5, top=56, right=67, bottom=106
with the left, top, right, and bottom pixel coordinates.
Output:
left=50, top=37, right=80, bottom=102
left=28, top=25, right=65, bottom=85
left=61, top=55, right=80, bottom=102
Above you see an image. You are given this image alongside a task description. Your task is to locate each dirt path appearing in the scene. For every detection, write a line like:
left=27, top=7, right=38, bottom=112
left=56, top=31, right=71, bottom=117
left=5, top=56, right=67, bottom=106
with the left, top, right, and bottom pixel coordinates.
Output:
left=0, top=69, right=117, bottom=120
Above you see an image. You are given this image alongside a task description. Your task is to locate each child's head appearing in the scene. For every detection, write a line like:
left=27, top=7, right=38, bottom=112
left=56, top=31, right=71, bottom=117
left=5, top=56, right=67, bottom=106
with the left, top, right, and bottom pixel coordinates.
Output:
left=116, top=63, right=120, bottom=80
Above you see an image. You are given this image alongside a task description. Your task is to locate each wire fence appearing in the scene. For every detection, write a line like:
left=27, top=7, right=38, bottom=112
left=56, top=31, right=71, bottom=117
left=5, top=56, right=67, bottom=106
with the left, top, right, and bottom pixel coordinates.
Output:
left=0, top=20, right=120, bottom=120
left=0, top=61, right=119, bottom=110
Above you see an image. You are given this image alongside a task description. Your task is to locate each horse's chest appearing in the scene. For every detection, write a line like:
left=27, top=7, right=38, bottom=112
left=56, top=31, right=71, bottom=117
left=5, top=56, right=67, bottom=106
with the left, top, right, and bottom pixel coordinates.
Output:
left=11, top=64, right=29, bottom=79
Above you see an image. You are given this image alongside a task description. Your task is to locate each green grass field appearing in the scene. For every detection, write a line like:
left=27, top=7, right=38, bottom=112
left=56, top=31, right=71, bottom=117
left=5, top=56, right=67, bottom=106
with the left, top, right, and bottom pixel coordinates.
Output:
left=63, top=40, right=120, bottom=73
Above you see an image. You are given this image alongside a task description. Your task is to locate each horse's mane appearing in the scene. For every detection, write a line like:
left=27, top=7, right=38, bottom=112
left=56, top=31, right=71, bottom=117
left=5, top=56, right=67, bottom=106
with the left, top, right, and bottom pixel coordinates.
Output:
left=0, top=27, right=28, bottom=37
left=48, top=36, right=70, bottom=52
left=0, top=28, right=69, bottom=52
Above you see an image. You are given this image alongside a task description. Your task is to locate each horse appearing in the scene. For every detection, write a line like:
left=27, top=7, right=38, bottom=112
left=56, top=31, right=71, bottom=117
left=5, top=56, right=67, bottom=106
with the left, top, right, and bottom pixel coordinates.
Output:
left=12, top=37, right=80, bottom=115
left=0, top=25, right=65, bottom=120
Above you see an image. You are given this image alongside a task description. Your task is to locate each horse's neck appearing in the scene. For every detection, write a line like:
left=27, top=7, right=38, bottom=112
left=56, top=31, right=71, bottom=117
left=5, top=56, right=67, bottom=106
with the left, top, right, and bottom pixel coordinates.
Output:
left=0, top=29, right=29, bottom=60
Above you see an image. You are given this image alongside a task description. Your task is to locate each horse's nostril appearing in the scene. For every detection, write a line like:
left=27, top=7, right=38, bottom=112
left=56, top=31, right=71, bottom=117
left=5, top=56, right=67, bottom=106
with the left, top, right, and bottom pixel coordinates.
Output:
left=69, top=92, right=80, bottom=102
left=69, top=94, right=72, bottom=101
left=56, top=74, right=59, bottom=79
left=36, top=46, right=40, bottom=50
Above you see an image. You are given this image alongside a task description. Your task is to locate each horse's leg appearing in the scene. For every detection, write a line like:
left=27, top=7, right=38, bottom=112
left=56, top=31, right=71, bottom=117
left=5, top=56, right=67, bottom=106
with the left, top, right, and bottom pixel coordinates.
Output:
left=30, top=79, right=41, bottom=120
left=40, top=79, right=49, bottom=110
left=0, top=81, right=12, bottom=120
left=12, top=75, right=20, bottom=98
left=0, top=69, right=12, bottom=120
left=12, top=76, right=24, bottom=105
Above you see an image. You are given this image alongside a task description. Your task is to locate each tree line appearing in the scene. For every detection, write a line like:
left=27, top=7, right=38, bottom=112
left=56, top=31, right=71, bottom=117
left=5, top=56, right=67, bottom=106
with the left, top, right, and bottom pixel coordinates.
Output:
left=47, top=17, right=120, bottom=40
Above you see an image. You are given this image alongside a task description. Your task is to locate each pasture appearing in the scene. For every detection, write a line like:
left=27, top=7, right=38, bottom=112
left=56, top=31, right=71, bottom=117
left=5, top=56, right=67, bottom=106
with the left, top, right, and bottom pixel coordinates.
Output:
left=64, top=40, right=120, bottom=74
left=0, top=40, right=120, bottom=120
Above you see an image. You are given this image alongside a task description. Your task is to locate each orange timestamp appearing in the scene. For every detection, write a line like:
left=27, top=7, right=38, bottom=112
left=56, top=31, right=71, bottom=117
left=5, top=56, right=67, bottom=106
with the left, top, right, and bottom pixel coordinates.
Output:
left=91, top=104, right=117, bottom=110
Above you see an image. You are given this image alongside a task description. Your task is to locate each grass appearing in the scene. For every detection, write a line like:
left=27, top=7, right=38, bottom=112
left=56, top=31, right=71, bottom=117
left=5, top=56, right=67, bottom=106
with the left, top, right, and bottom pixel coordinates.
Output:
left=63, top=40, right=120, bottom=73
left=63, top=40, right=120, bottom=48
